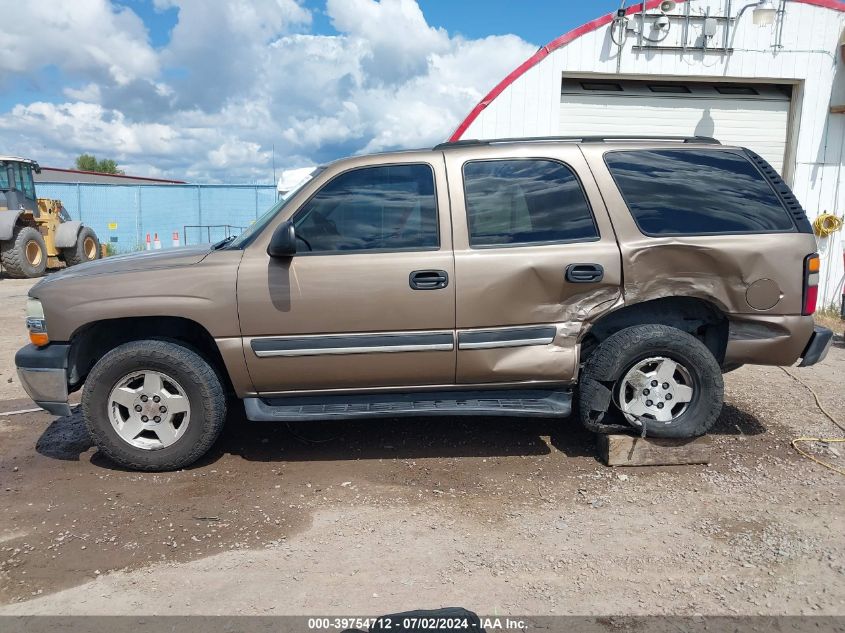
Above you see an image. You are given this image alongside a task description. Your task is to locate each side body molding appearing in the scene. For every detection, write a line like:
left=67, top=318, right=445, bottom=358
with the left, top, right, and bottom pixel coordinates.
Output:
left=250, top=331, right=455, bottom=357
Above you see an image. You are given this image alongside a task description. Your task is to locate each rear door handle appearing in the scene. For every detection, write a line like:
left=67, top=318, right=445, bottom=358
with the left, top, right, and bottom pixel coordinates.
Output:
left=565, top=263, right=604, bottom=283
left=410, top=270, right=449, bottom=290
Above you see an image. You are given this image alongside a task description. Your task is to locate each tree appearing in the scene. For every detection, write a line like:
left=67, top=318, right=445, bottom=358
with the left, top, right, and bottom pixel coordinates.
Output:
left=74, top=154, right=125, bottom=175
left=96, top=158, right=123, bottom=175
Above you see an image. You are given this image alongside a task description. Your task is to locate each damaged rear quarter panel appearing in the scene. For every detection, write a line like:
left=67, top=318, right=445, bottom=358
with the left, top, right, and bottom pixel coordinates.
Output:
left=619, top=234, right=810, bottom=315
left=581, top=143, right=817, bottom=317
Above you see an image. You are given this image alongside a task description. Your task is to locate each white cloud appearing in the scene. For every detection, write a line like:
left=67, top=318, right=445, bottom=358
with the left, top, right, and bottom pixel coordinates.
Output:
left=0, top=100, right=276, bottom=182
left=327, top=0, right=450, bottom=84
left=0, top=0, right=536, bottom=182
left=207, top=140, right=270, bottom=170
left=63, top=83, right=102, bottom=103
left=2, top=102, right=176, bottom=156
left=0, top=0, right=158, bottom=85
left=157, top=0, right=313, bottom=111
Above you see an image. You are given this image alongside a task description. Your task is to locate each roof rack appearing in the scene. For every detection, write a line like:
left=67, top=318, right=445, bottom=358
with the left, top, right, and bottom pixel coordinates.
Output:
left=433, top=135, right=721, bottom=150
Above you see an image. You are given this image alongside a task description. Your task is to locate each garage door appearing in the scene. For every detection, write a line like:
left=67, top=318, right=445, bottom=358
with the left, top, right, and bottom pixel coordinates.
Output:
left=560, top=79, right=791, bottom=173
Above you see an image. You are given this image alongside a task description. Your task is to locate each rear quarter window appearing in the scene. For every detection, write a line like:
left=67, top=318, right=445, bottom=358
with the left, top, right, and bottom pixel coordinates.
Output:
left=604, top=149, right=796, bottom=235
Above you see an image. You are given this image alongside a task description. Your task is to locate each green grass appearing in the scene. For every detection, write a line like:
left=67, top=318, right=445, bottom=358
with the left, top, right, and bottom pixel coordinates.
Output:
left=815, top=302, right=844, bottom=331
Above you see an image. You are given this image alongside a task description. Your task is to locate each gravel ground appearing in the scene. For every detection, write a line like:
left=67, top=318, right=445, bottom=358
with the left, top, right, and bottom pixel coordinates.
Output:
left=0, top=274, right=843, bottom=615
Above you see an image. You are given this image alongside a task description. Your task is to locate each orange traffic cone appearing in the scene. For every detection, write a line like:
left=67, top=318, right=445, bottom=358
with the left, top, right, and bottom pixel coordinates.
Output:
left=172, top=231, right=180, bottom=247
left=145, top=233, right=151, bottom=250
left=153, top=233, right=162, bottom=250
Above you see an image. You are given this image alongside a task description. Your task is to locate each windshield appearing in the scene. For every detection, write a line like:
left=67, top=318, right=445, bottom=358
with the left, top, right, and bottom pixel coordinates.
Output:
left=227, top=167, right=324, bottom=248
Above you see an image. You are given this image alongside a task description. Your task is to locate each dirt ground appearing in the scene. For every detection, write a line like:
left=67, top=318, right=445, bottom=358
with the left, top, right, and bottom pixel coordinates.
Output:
left=0, top=279, right=33, bottom=402
left=0, top=275, right=843, bottom=616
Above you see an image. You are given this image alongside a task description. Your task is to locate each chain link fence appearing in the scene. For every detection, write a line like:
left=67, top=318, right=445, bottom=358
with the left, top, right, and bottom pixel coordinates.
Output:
left=35, top=183, right=277, bottom=252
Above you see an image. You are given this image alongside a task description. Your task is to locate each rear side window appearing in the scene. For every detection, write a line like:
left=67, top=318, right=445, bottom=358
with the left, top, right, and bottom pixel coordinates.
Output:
left=604, top=149, right=795, bottom=235
left=463, top=159, right=598, bottom=247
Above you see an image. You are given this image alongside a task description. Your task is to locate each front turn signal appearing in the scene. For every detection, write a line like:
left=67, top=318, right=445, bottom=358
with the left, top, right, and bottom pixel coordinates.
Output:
left=29, top=331, right=49, bottom=347
left=25, top=298, right=49, bottom=347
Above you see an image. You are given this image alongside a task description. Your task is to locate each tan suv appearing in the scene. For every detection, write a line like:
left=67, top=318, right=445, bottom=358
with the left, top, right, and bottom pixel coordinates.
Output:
left=15, top=136, right=833, bottom=471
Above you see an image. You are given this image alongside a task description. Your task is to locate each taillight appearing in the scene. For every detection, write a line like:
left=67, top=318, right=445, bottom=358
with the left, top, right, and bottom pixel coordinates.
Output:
left=802, top=254, right=820, bottom=316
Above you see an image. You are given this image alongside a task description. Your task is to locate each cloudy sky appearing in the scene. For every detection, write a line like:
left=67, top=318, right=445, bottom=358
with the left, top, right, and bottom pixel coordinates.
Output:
left=0, top=0, right=617, bottom=183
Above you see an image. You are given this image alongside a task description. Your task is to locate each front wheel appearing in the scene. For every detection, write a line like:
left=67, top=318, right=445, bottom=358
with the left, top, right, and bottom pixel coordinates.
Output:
left=61, top=226, right=100, bottom=266
left=82, top=340, right=226, bottom=471
left=578, top=324, right=724, bottom=438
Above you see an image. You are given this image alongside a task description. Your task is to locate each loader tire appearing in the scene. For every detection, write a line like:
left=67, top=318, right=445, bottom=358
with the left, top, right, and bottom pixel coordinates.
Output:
left=61, top=226, right=100, bottom=267
left=0, top=226, right=48, bottom=279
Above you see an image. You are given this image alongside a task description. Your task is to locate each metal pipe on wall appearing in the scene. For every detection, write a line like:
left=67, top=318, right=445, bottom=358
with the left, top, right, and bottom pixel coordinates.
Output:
left=640, top=1, right=646, bottom=50
left=725, top=0, right=733, bottom=51
left=776, top=0, right=787, bottom=49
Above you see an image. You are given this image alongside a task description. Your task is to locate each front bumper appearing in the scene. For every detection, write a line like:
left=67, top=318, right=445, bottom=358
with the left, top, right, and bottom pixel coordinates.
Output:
left=14, top=343, right=72, bottom=416
left=798, top=326, right=834, bottom=367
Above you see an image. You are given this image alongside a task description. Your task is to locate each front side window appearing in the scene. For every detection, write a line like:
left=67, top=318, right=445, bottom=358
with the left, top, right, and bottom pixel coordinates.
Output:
left=20, top=165, right=35, bottom=199
left=463, top=159, right=599, bottom=247
left=11, top=163, right=23, bottom=194
left=294, top=164, right=438, bottom=253
left=604, top=149, right=795, bottom=235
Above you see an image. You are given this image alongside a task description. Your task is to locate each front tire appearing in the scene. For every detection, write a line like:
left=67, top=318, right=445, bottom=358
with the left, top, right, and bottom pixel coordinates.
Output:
left=578, top=324, right=724, bottom=438
left=0, top=226, right=48, bottom=278
left=82, top=340, right=226, bottom=471
left=61, top=226, right=100, bottom=266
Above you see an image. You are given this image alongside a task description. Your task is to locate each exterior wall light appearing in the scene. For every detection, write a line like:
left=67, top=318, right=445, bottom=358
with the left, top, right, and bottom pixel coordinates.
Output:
left=752, top=0, right=778, bottom=27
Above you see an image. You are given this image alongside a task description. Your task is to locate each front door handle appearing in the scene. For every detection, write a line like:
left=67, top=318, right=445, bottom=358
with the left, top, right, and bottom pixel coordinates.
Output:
left=410, top=270, right=449, bottom=290
left=565, top=263, right=604, bottom=283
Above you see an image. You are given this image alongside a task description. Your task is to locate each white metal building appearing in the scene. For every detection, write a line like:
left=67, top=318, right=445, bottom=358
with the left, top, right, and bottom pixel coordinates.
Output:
left=277, top=166, right=317, bottom=198
left=451, top=0, right=845, bottom=308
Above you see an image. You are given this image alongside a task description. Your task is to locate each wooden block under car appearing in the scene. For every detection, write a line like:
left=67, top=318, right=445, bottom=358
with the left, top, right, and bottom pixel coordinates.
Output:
left=598, top=434, right=713, bottom=467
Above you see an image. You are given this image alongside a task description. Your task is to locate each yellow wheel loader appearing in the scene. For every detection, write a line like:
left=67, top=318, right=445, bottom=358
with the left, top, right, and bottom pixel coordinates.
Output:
left=0, top=156, right=100, bottom=279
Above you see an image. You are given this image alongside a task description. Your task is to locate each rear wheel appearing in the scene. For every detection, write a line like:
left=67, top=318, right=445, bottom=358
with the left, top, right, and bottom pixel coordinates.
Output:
left=82, top=340, right=226, bottom=471
left=61, top=226, right=100, bottom=266
left=578, top=324, right=724, bottom=438
left=0, top=225, right=47, bottom=278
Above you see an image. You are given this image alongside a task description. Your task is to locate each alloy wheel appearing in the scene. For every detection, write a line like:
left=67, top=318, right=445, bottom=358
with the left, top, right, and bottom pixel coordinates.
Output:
left=616, top=356, right=694, bottom=425
left=108, top=370, right=191, bottom=449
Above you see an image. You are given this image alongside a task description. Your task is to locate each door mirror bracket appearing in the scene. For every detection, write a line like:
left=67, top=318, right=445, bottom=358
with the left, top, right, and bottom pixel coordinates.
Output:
left=267, top=221, right=297, bottom=258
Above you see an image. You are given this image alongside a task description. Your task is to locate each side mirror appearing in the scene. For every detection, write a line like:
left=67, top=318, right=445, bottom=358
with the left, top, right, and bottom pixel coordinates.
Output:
left=267, top=220, right=297, bottom=258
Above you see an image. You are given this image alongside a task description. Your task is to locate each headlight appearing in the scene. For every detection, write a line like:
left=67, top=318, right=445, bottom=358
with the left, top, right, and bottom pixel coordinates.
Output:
left=26, top=298, right=49, bottom=347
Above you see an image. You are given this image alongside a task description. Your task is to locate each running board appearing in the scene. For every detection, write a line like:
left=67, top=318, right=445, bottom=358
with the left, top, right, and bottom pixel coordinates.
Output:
left=243, top=389, right=572, bottom=422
